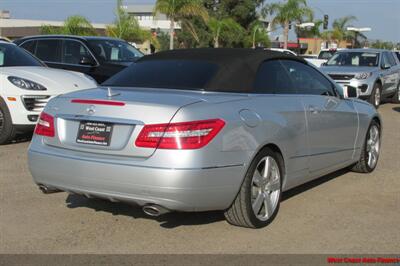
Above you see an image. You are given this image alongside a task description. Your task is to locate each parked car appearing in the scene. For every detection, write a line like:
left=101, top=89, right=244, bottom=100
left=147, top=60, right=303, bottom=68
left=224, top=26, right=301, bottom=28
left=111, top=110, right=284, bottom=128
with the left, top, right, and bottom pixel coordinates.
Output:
left=305, top=48, right=343, bottom=67
left=28, top=48, right=381, bottom=228
left=265, top=48, right=297, bottom=56
left=320, top=49, right=400, bottom=107
left=14, top=35, right=144, bottom=83
left=0, top=36, right=11, bottom=42
left=0, top=42, right=97, bottom=144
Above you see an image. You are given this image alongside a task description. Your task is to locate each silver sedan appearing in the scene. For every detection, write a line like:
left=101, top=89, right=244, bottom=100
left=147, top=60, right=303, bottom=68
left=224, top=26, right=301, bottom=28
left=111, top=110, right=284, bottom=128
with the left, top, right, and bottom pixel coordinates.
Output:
left=28, top=49, right=381, bottom=228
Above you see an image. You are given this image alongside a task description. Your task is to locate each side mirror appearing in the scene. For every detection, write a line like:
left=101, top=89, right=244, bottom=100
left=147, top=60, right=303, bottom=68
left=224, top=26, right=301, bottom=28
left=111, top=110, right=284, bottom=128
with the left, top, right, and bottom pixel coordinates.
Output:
left=344, top=85, right=359, bottom=98
left=381, top=63, right=391, bottom=70
left=79, top=56, right=95, bottom=66
left=322, top=62, right=327, bottom=66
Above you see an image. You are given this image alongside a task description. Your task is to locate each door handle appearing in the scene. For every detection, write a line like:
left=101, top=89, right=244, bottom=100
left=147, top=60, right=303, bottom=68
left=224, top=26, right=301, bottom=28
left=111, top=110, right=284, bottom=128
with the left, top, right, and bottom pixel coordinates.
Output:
left=308, top=105, right=321, bottom=114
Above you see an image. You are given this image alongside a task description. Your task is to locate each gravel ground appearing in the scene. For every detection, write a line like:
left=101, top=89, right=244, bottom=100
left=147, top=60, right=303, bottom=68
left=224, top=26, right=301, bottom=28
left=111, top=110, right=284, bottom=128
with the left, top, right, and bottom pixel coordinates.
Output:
left=1, top=103, right=399, bottom=254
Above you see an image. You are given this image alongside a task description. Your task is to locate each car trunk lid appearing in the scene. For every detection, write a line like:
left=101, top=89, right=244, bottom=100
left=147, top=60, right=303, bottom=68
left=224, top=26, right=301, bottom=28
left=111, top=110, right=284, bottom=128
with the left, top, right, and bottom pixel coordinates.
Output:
left=43, top=87, right=204, bottom=158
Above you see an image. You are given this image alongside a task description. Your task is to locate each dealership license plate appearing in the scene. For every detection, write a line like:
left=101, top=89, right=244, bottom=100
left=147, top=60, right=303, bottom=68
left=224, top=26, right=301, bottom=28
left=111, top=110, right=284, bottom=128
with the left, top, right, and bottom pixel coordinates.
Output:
left=76, top=121, right=113, bottom=146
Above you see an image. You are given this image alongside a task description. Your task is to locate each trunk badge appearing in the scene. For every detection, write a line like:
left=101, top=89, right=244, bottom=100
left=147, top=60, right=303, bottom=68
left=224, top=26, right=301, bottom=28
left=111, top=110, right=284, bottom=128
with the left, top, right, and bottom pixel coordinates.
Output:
left=87, top=105, right=96, bottom=115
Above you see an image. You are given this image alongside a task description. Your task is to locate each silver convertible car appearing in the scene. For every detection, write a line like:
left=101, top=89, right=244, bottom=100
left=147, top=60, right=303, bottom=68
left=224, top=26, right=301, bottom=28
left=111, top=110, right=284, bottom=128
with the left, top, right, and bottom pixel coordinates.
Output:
left=28, top=49, right=381, bottom=228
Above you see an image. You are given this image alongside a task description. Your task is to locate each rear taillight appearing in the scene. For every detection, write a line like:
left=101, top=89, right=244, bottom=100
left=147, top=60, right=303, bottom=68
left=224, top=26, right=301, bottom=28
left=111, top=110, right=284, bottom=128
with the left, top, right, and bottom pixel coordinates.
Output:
left=135, top=119, right=225, bottom=150
left=34, top=112, right=55, bottom=137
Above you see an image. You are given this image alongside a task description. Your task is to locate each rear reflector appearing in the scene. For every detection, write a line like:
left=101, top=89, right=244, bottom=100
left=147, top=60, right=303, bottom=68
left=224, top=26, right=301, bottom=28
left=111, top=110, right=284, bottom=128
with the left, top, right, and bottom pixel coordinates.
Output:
left=135, top=119, right=225, bottom=150
left=71, top=99, right=125, bottom=106
left=34, top=112, right=55, bottom=137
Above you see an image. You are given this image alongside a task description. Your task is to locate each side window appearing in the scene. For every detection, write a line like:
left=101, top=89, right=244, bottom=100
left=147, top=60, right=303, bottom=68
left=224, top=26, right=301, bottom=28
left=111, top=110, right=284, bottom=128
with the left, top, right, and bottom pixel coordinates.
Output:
left=254, top=60, right=296, bottom=94
left=20, top=40, right=36, bottom=54
left=35, top=40, right=62, bottom=63
left=281, top=60, right=335, bottom=96
left=395, top=52, right=400, bottom=62
left=381, top=53, right=390, bottom=68
left=387, top=52, right=397, bottom=66
left=62, top=40, right=92, bottom=65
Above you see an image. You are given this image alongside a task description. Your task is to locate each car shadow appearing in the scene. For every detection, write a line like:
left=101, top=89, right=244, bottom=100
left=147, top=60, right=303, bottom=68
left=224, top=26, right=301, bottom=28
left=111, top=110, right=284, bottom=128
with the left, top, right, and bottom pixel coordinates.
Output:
left=393, top=107, right=400, bottom=113
left=65, top=195, right=224, bottom=229
left=65, top=168, right=350, bottom=229
left=4, top=132, right=33, bottom=145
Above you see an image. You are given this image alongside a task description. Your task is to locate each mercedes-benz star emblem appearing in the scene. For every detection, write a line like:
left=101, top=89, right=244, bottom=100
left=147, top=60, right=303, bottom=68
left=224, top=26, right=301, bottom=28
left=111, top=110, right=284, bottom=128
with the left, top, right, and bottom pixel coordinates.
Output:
left=87, top=105, right=96, bottom=115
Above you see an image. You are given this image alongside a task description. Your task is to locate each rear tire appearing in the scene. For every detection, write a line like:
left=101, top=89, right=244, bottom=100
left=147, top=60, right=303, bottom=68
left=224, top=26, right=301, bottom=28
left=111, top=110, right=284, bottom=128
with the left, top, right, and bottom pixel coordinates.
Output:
left=224, top=147, right=283, bottom=228
left=0, top=99, right=17, bottom=145
left=369, top=83, right=381, bottom=108
left=351, top=120, right=381, bottom=173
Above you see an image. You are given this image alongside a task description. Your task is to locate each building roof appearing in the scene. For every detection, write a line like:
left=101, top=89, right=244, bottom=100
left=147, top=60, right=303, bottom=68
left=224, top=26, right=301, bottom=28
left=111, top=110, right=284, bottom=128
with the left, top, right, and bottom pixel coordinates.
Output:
left=138, top=48, right=305, bottom=92
left=124, top=5, right=154, bottom=14
left=0, top=18, right=107, bottom=29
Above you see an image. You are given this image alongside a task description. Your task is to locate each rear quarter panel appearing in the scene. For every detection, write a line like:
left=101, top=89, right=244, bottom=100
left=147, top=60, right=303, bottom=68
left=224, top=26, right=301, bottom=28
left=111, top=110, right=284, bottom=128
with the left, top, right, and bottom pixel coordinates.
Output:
left=171, top=94, right=308, bottom=191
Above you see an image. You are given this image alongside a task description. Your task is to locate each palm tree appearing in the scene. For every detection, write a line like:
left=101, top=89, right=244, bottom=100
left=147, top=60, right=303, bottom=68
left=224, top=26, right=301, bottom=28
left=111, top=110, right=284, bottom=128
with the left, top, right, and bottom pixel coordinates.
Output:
left=208, top=17, right=243, bottom=48
left=154, top=0, right=208, bottom=50
left=264, top=0, right=312, bottom=49
left=332, top=15, right=357, bottom=43
left=41, top=15, right=97, bottom=36
left=63, top=16, right=97, bottom=35
left=106, top=0, right=150, bottom=42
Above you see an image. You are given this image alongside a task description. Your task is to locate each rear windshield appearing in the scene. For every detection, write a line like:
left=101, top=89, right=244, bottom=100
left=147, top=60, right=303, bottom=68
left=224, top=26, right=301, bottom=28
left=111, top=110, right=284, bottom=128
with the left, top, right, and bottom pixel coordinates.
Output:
left=103, top=60, right=219, bottom=90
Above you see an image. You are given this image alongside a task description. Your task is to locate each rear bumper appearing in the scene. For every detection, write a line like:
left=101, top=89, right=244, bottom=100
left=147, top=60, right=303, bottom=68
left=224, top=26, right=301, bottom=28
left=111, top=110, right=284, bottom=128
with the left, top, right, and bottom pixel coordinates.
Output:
left=28, top=149, right=246, bottom=212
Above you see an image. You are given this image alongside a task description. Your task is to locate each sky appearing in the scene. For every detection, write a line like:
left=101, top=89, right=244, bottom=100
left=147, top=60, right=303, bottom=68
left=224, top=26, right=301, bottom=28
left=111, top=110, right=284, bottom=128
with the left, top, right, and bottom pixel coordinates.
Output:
left=1, top=0, right=400, bottom=42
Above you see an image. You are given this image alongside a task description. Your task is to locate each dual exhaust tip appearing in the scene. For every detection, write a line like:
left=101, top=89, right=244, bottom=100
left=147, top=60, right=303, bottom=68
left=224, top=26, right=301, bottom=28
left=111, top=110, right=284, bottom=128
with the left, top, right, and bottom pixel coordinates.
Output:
left=142, top=204, right=169, bottom=217
left=38, top=184, right=61, bottom=194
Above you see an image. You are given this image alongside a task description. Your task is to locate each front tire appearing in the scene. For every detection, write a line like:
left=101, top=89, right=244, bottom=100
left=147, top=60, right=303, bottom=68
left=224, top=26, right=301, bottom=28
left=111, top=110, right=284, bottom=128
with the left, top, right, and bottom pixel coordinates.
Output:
left=224, top=147, right=283, bottom=228
left=0, top=100, right=17, bottom=145
left=369, top=83, right=382, bottom=108
left=351, top=120, right=381, bottom=173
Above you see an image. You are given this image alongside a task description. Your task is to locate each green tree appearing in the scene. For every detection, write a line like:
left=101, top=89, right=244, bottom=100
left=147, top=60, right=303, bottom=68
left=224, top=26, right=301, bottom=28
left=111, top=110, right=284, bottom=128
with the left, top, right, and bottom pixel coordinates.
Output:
left=264, top=0, right=312, bottom=49
left=370, top=40, right=395, bottom=50
left=208, top=17, right=243, bottom=48
left=41, top=15, right=97, bottom=36
left=245, top=20, right=271, bottom=48
left=217, top=0, right=264, bottom=30
left=331, top=15, right=357, bottom=43
left=106, top=0, right=151, bottom=42
left=177, top=16, right=212, bottom=48
left=154, top=0, right=209, bottom=50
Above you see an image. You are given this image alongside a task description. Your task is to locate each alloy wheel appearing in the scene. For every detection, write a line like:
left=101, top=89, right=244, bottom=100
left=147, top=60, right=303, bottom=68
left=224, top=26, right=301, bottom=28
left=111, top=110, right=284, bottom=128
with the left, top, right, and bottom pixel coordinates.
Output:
left=366, top=125, right=380, bottom=169
left=251, top=156, right=281, bottom=221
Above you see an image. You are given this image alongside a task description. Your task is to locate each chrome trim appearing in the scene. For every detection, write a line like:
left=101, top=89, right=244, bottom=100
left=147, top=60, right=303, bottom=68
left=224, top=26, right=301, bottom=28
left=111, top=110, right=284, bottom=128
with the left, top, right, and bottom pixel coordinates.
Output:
left=56, top=114, right=144, bottom=125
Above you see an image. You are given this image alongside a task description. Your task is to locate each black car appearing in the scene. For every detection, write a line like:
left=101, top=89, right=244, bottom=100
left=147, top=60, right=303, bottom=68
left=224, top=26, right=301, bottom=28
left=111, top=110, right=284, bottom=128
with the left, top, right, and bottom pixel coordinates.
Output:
left=14, top=35, right=144, bottom=83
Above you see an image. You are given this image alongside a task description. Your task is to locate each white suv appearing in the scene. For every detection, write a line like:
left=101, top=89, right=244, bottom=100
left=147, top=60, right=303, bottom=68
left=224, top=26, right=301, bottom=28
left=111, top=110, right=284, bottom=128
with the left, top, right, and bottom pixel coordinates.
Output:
left=0, top=42, right=97, bottom=144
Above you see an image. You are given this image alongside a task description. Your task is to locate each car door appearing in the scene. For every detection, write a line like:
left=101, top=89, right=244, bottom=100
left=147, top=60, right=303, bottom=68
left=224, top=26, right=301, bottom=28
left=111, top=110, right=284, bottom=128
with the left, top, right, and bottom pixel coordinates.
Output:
left=253, top=59, right=309, bottom=188
left=280, top=60, right=359, bottom=176
left=383, top=52, right=399, bottom=96
left=33, top=39, right=63, bottom=69
left=380, top=52, right=396, bottom=94
left=61, top=39, right=99, bottom=77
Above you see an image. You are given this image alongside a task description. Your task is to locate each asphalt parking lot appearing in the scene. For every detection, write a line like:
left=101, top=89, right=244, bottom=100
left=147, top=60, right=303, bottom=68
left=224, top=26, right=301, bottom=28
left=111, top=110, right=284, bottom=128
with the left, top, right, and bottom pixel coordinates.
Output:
left=1, top=103, right=399, bottom=254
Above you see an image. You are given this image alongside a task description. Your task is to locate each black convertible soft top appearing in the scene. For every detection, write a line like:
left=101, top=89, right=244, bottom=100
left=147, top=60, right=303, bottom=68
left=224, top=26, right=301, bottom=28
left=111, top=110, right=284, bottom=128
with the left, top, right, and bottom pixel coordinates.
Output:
left=137, top=48, right=306, bottom=92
